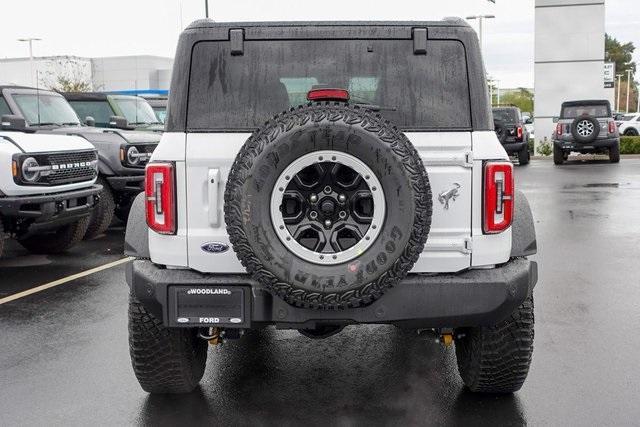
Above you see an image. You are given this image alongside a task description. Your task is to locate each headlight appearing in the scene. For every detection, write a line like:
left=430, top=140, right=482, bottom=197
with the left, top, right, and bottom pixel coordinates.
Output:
left=126, top=146, right=140, bottom=165
left=21, top=157, right=40, bottom=182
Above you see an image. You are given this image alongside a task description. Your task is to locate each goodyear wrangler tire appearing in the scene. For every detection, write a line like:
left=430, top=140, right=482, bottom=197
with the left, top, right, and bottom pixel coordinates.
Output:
left=224, top=102, right=432, bottom=309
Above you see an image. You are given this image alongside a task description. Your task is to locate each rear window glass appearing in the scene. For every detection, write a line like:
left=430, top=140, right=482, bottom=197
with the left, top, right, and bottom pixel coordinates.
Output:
left=187, top=39, right=471, bottom=131
left=562, top=104, right=610, bottom=119
left=68, top=100, right=114, bottom=126
left=493, top=108, right=519, bottom=123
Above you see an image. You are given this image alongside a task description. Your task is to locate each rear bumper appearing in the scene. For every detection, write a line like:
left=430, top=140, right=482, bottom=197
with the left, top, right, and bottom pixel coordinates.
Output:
left=0, top=184, right=102, bottom=233
left=126, top=258, right=538, bottom=329
left=502, top=141, right=527, bottom=154
left=105, top=175, right=144, bottom=193
left=554, top=137, right=619, bottom=150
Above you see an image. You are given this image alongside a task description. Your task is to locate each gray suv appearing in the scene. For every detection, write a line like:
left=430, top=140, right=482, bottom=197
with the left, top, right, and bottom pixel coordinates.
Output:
left=553, top=100, right=620, bottom=165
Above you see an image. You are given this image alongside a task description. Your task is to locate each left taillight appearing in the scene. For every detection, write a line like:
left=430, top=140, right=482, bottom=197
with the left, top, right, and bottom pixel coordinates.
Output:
left=145, top=162, right=176, bottom=235
left=484, top=161, right=514, bottom=234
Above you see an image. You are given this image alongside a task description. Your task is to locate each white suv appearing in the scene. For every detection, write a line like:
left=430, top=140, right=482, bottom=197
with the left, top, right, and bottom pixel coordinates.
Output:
left=617, top=113, right=640, bottom=136
left=124, top=20, right=538, bottom=395
left=0, top=116, right=100, bottom=257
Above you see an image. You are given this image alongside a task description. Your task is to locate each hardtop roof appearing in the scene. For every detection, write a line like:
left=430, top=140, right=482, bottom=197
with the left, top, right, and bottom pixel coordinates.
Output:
left=185, top=18, right=470, bottom=31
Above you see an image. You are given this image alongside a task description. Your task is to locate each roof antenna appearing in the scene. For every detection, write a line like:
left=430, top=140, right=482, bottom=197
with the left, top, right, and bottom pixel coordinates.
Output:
left=36, top=69, right=41, bottom=126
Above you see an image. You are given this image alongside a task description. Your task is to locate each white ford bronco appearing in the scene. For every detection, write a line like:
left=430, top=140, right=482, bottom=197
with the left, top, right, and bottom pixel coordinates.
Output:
left=0, top=116, right=100, bottom=257
left=125, top=20, right=538, bottom=395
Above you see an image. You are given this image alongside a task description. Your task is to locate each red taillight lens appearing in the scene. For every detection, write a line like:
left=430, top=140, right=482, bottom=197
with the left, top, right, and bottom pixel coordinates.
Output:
left=608, top=121, right=616, bottom=134
left=484, top=162, right=514, bottom=234
left=556, top=123, right=563, bottom=135
left=517, top=126, right=523, bottom=140
left=145, top=163, right=176, bottom=235
left=307, top=88, right=350, bottom=102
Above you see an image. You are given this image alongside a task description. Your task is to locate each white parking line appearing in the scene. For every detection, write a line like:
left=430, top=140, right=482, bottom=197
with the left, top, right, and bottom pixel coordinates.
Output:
left=0, top=257, right=134, bottom=305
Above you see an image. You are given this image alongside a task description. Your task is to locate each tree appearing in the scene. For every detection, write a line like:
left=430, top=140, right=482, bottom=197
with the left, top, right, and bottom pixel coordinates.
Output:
left=605, top=34, right=636, bottom=76
left=40, top=57, right=93, bottom=93
left=500, top=88, right=534, bottom=114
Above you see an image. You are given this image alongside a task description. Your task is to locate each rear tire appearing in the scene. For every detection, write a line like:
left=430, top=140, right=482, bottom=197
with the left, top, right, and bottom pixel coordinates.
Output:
left=455, top=296, right=534, bottom=394
left=18, top=217, right=89, bottom=254
left=609, top=143, right=620, bottom=163
left=128, top=296, right=208, bottom=394
left=84, top=177, right=115, bottom=239
left=624, top=128, right=639, bottom=136
left=0, top=223, right=6, bottom=259
left=518, top=145, right=530, bottom=165
left=553, top=145, right=564, bottom=165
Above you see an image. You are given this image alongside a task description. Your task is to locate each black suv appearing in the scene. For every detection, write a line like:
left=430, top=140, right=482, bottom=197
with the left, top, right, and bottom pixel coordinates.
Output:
left=493, top=106, right=530, bottom=165
left=553, top=100, right=620, bottom=165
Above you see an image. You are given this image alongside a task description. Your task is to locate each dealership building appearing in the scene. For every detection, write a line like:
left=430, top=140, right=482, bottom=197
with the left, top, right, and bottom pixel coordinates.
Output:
left=0, top=55, right=173, bottom=92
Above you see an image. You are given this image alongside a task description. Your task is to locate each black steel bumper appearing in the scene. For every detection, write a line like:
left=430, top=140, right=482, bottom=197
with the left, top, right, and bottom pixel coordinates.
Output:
left=554, top=137, right=619, bottom=150
left=126, top=258, right=538, bottom=329
left=0, top=184, right=101, bottom=232
left=502, top=141, right=528, bottom=154
left=105, top=175, right=144, bottom=193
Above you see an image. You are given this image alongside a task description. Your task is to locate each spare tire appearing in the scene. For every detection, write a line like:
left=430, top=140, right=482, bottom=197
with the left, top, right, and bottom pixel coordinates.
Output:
left=224, top=102, right=432, bottom=309
left=494, top=119, right=508, bottom=144
left=571, top=115, right=600, bottom=143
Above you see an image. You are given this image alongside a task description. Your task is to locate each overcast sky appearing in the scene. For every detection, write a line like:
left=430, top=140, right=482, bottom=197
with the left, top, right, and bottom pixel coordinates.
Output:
left=1, top=0, right=638, bottom=88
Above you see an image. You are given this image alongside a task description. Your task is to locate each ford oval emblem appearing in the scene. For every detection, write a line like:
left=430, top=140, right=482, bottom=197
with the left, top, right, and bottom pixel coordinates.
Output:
left=201, top=242, right=230, bottom=254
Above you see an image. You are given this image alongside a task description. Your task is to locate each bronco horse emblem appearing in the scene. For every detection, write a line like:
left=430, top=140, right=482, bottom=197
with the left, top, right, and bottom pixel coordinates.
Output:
left=438, top=183, right=461, bottom=210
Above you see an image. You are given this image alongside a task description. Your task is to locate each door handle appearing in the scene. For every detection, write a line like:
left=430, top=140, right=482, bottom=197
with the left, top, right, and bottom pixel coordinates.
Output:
left=208, top=168, right=221, bottom=226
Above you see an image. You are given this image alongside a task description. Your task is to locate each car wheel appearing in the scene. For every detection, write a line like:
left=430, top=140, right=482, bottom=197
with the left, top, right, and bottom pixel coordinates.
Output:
left=84, top=177, right=115, bottom=239
left=570, top=115, right=600, bottom=143
left=624, top=128, right=639, bottom=136
left=128, top=295, right=208, bottom=394
left=609, top=143, right=621, bottom=163
left=224, top=102, right=432, bottom=309
left=518, top=145, right=530, bottom=165
left=0, top=223, right=6, bottom=259
left=18, top=217, right=90, bottom=254
left=455, top=296, right=534, bottom=393
left=553, top=145, right=564, bottom=165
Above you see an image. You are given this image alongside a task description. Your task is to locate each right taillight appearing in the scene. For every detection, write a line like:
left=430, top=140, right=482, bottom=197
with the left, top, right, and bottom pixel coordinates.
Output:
left=556, top=123, right=563, bottom=135
left=484, top=161, right=514, bottom=234
left=145, top=162, right=176, bottom=235
left=608, top=121, right=616, bottom=134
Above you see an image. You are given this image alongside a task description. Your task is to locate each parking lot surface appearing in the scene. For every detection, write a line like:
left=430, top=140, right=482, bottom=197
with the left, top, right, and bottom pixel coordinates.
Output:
left=1, top=159, right=640, bottom=426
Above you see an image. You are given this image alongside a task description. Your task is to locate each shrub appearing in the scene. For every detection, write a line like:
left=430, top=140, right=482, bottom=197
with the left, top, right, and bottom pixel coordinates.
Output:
left=536, top=141, right=552, bottom=156
left=620, top=136, right=640, bottom=154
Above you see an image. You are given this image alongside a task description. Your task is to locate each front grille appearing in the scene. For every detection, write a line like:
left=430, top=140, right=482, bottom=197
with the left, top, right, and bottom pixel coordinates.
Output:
left=17, top=150, right=98, bottom=186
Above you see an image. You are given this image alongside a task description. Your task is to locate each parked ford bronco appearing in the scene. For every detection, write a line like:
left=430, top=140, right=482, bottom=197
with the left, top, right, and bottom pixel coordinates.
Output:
left=552, top=100, right=620, bottom=165
left=0, top=116, right=100, bottom=257
left=493, top=106, right=530, bottom=165
left=0, top=86, right=159, bottom=238
left=125, top=20, right=538, bottom=395
left=63, top=92, right=164, bottom=132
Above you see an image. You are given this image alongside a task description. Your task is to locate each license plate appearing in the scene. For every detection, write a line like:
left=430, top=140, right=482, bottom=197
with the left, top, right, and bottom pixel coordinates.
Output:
left=168, top=286, right=248, bottom=327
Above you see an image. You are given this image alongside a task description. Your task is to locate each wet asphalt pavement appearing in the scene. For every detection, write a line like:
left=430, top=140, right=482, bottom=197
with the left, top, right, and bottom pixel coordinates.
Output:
left=1, top=158, right=640, bottom=426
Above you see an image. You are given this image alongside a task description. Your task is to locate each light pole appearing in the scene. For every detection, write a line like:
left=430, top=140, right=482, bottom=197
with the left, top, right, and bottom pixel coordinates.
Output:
left=626, top=69, right=633, bottom=113
left=466, top=15, right=495, bottom=52
left=17, top=37, right=41, bottom=86
left=205, top=0, right=209, bottom=18
left=616, top=74, right=623, bottom=112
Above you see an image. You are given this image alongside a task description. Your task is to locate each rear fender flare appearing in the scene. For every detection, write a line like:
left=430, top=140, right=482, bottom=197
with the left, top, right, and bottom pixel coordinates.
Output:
left=511, top=190, right=537, bottom=257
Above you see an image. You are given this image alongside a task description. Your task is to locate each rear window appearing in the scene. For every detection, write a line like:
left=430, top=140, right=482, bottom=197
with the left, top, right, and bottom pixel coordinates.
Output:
left=187, top=39, right=472, bottom=131
left=561, top=104, right=611, bottom=119
left=493, top=108, right=520, bottom=123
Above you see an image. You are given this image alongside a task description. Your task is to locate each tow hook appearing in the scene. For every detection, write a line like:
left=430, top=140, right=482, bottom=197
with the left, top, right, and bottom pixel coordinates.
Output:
left=418, top=328, right=456, bottom=347
left=198, top=327, right=222, bottom=345
left=198, top=327, right=244, bottom=346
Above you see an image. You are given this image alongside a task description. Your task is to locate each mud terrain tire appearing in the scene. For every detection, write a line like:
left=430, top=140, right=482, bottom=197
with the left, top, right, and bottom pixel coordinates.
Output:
left=128, top=296, right=208, bottom=394
left=84, top=177, right=115, bottom=239
left=455, top=296, right=535, bottom=393
left=224, top=102, right=432, bottom=309
left=18, top=216, right=90, bottom=254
